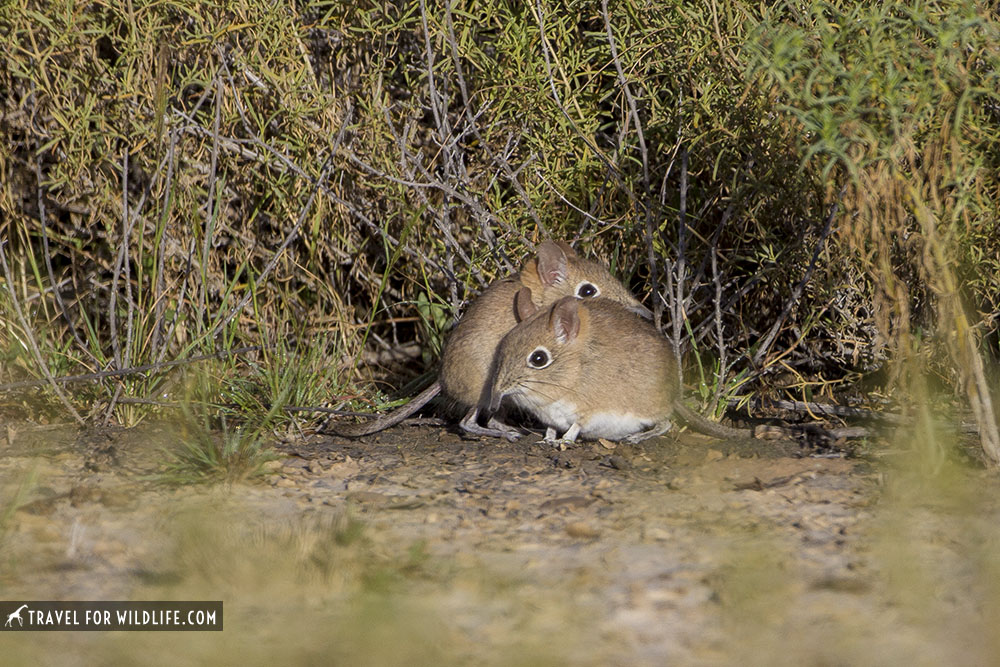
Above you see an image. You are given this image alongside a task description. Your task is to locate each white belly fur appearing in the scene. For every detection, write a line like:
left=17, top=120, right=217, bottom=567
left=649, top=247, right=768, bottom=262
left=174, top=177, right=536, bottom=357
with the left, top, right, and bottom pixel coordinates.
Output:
left=531, top=398, right=580, bottom=432
left=517, top=395, right=653, bottom=440
left=579, top=412, right=652, bottom=440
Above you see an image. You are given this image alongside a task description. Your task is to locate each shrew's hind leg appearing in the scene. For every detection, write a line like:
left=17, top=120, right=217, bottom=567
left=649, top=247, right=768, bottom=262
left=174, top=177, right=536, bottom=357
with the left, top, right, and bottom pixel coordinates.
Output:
left=622, top=419, right=673, bottom=444
left=459, top=407, right=522, bottom=441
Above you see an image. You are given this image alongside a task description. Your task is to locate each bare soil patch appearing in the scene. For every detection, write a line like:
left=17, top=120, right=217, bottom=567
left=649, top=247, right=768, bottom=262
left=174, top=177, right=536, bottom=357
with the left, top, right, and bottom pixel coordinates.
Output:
left=1, top=422, right=997, bottom=665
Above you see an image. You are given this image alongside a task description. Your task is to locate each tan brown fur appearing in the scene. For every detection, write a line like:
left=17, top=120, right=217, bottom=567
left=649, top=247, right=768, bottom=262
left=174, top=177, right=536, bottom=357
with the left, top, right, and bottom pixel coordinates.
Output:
left=485, top=294, right=752, bottom=443
left=439, top=241, right=649, bottom=412
left=332, top=241, right=649, bottom=438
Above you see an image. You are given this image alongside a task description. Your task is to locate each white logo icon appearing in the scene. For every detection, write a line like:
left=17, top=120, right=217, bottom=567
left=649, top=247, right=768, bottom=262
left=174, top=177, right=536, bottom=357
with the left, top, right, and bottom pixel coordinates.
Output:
left=5, top=604, right=28, bottom=627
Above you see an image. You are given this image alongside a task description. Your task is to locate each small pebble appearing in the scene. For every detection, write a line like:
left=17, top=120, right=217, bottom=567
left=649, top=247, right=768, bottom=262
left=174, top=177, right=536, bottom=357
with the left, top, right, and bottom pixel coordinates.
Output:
left=565, top=522, right=600, bottom=539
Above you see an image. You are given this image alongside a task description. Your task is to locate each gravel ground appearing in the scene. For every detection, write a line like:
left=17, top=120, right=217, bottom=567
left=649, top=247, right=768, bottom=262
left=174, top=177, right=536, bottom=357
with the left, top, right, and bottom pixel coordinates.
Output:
left=1, top=421, right=998, bottom=665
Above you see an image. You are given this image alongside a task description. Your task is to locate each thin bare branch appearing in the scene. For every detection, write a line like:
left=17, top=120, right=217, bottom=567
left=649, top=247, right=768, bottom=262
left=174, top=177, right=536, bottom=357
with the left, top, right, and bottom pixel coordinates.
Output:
left=0, top=345, right=262, bottom=393
left=752, top=190, right=843, bottom=366
left=33, top=147, right=95, bottom=362
left=444, top=0, right=546, bottom=243
left=602, top=0, right=658, bottom=327
left=207, top=109, right=354, bottom=340
left=0, top=240, right=84, bottom=423
left=532, top=0, right=639, bottom=211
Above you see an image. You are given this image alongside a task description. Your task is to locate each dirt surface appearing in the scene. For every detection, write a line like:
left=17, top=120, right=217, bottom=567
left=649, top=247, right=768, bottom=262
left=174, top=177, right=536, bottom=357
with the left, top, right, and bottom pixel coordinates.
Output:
left=1, top=421, right=999, bottom=665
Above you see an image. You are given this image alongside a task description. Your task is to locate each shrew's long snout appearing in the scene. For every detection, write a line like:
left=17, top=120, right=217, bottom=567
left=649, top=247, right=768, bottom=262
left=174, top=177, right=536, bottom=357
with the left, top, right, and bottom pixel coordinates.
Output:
left=482, top=383, right=506, bottom=420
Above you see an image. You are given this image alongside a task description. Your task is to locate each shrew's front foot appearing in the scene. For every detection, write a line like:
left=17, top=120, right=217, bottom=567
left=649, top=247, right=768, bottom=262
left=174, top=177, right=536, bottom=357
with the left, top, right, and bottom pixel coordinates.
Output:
left=543, top=423, right=581, bottom=446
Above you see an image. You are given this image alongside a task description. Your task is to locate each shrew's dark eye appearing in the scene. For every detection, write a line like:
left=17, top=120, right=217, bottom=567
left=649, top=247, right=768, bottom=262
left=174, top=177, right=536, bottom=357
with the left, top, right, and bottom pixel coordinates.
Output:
left=527, top=347, right=552, bottom=369
left=576, top=282, right=599, bottom=298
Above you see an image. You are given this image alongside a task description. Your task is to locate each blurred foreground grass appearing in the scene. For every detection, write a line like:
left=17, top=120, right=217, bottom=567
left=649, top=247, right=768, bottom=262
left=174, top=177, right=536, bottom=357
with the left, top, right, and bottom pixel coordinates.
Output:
left=713, top=418, right=1000, bottom=665
left=0, top=486, right=593, bottom=666
left=1, top=407, right=999, bottom=664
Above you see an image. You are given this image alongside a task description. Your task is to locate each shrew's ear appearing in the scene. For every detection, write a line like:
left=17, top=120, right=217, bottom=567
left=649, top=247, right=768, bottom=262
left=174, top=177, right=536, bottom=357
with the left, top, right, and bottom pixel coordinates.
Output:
left=514, top=287, right=537, bottom=322
left=554, top=240, right=576, bottom=257
left=535, top=240, right=569, bottom=287
left=549, top=296, right=581, bottom=345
